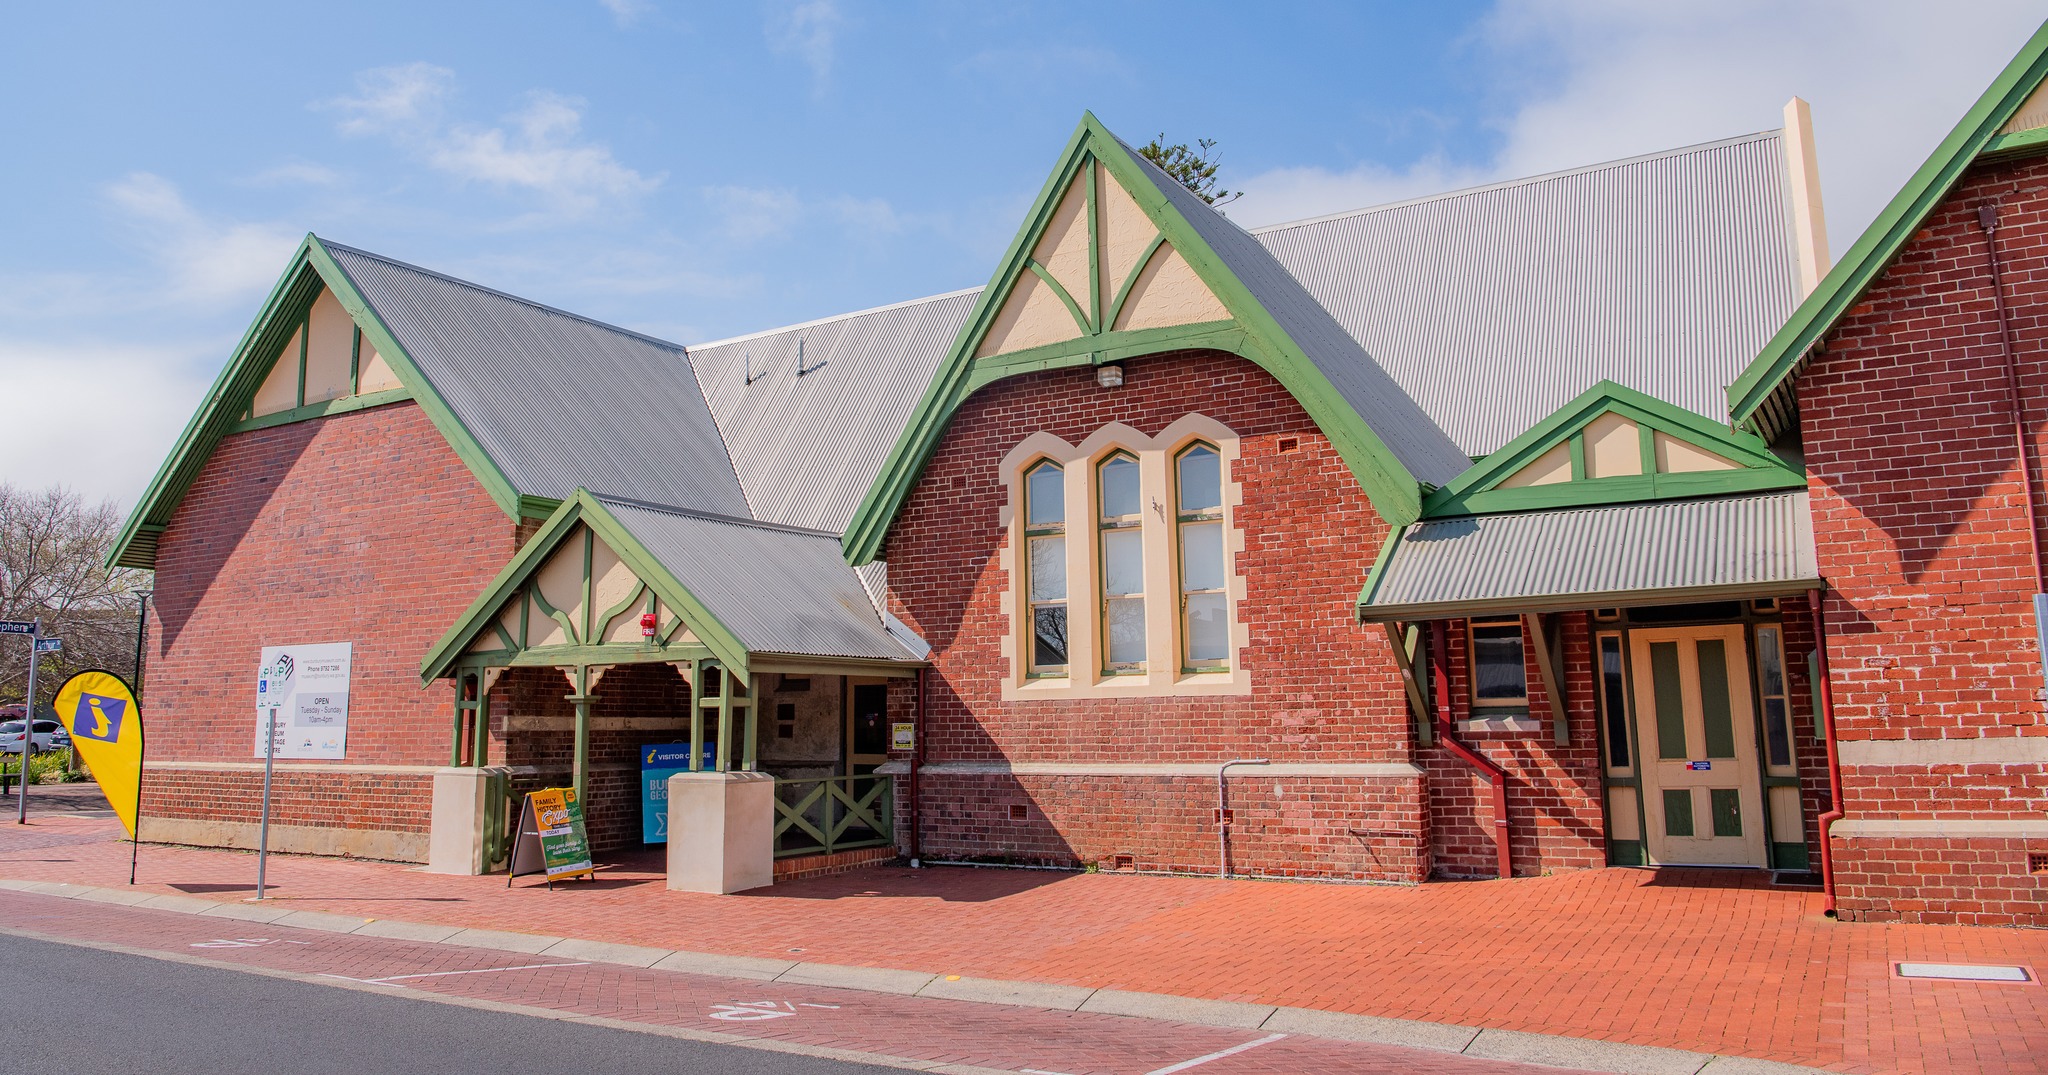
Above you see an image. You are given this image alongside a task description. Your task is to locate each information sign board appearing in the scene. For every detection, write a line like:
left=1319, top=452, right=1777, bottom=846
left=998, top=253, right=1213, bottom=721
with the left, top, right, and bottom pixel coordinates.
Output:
left=253, top=642, right=352, bottom=760
left=640, top=742, right=715, bottom=843
left=507, top=787, right=595, bottom=884
left=0, top=621, right=34, bottom=635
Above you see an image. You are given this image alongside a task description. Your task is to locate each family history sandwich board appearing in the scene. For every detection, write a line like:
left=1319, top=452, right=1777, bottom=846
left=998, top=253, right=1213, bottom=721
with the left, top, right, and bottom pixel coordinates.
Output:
left=252, top=642, right=352, bottom=760
left=507, top=786, right=595, bottom=888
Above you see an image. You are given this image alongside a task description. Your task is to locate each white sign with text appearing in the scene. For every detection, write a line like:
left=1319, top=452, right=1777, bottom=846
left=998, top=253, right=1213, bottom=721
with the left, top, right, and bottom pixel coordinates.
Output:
left=254, top=642, right=353, bottom=760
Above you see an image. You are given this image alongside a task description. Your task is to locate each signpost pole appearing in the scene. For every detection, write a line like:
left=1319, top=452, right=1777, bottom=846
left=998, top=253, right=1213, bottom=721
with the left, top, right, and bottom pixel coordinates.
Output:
left=16, top=621, right=40, bottom=825
left=255, top=706, right=277, bottom=899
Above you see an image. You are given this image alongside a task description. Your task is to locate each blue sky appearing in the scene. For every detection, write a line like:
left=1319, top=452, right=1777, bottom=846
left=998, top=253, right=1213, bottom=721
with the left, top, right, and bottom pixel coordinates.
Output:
left=4, top=1, right=2042, bottom=507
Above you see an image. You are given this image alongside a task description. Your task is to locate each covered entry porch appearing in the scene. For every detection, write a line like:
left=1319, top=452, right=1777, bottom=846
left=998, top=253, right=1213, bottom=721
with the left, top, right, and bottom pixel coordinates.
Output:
left=1360, top=490, right=1831, bottom=878
left=419, top=490, right=925, bottom=891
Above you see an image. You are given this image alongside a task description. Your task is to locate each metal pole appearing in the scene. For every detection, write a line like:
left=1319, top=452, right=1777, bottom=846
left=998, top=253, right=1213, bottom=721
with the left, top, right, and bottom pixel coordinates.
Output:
left=131, top=592, right=151, bottom=698
left=16, top=621, right=39, bottom=824
left=255, top=705, right=278, bottom=899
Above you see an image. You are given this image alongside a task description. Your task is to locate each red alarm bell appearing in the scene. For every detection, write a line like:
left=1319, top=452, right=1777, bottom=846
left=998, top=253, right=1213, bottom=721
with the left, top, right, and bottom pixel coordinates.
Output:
left=640, top=611, right=658, bottom=639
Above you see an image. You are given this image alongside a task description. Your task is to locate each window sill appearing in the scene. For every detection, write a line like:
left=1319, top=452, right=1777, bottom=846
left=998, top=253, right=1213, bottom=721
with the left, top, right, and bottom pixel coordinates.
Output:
left=1456, top=716, right=1542, bottom=734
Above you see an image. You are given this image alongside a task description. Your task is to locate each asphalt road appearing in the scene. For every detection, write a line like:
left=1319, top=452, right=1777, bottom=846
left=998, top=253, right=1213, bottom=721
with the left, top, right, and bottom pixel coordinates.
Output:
left=0, top=931, right=897, bottom=1075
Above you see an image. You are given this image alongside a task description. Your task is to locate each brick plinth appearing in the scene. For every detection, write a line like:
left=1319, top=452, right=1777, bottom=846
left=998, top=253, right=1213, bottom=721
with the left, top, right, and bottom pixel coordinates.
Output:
left=1831, top=835, right=2048, bottom=926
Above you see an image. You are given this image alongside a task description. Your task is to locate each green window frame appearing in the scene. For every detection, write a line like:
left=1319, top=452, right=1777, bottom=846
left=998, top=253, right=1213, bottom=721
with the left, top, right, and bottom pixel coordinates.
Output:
left=1175, top=442, right=1228, bottom=671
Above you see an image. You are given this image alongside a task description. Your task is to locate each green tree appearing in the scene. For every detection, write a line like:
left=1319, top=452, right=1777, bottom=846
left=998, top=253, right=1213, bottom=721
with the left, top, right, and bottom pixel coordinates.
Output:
left=1137, top=134, right=1241, bottom=207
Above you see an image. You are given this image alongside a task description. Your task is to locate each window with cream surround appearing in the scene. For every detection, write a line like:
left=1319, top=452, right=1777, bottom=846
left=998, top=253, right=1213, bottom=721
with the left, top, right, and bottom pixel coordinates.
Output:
left=997, top=416, right=1250, bottom=699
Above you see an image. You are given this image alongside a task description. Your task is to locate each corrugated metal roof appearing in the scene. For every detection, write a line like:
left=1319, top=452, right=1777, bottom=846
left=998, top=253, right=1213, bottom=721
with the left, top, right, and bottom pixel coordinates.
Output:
left=326, top=242, right=751, bottom=516
left=1123, top=138, right=1473, bottom=486
left=685, top=290, right=979, bottom=532
left=599, top=495, right=917, bottom=661
left=1361, top=491, right=1818, bottom=620
left=1254, top=131, right=1800, bottom=457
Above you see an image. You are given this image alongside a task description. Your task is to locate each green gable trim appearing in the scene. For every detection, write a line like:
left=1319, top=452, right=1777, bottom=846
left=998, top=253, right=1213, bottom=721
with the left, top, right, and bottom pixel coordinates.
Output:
left=1423, top=380, right=1804, bottom=518
left=1727, top=20, right=2048, bottom=432
left=227, top=386, right=414, bottom=434
left=109, top=234, right=527, bottom=570
left=840, top=112, right=1429, bottom=566
left=420, top=490, right=752, bottom=684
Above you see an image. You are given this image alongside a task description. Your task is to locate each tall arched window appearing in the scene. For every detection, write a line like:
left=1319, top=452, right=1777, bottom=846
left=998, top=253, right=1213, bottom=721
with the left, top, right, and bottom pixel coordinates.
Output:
left=1176, top=443, right=1228, bottom=669
left=1098, top=452, right=1146, bottom=672
left=1024, top=460, right=1068, bottom=675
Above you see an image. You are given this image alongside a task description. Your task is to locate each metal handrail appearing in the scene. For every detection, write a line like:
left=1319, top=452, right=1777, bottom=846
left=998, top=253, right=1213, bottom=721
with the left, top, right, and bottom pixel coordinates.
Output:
left=771, top=774, right=893, bottom=859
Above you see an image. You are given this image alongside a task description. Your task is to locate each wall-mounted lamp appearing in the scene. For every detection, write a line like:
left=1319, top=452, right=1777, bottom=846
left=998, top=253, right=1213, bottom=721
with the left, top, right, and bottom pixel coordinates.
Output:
left=1095, top=364, right=1124, bottom=389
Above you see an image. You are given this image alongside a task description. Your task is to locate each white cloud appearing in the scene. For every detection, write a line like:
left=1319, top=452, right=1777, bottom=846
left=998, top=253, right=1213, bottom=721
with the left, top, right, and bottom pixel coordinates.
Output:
left=103, top=173, right=301, bottom=306
left=767, top=0, right=844, bottom=85
left=1233, top=0, right=2047, bottom=254
left=325, top=64, right=661, bottom=219
left=244, top=162, right=344, bottom=188
left=598, top=0, right=653, bottom=26
left=0, top=337, right=218, bottom=506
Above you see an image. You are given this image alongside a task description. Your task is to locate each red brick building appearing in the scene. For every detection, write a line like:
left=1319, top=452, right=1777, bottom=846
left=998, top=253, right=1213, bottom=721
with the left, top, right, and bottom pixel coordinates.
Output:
left=111, top=30, right=2047, bottom=923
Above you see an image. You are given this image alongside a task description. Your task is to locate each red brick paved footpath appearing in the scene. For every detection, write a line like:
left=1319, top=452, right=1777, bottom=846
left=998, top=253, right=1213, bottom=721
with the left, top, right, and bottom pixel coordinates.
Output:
left=3, top=813, right=2044, bottom=1074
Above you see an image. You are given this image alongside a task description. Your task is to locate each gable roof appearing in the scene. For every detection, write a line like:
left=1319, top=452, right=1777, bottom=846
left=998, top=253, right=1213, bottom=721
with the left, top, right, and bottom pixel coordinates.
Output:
left=840, top=113, right=1473, bottom=565
left=1259, top=131, right=1801, bottom=455
left=1727, top=19, right=2048, bottom=437
left=1421, top=380, right=1805, bottom=517
left=324, top=242, right=749, bottom=518
left=420, top=490, right=917, bottom=683
left=110, top=236, right=750, bottom=569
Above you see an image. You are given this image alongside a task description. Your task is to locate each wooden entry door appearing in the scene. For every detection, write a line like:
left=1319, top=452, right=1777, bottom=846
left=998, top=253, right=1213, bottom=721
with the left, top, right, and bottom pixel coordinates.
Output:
left=1629, top=625, right=1767, bottom=867
left=845, top=680, right=890, bottom=775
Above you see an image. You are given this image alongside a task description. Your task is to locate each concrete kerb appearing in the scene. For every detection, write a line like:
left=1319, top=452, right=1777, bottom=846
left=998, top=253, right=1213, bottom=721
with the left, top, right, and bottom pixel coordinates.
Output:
left=0, top=876, right=1832, bottom=1074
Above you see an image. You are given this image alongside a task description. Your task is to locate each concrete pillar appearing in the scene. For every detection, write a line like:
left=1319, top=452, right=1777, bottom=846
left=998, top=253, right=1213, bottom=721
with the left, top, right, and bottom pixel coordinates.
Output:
left=665, top=770, right=775, bottom=893
left=425, top=765, right=508, bottom=875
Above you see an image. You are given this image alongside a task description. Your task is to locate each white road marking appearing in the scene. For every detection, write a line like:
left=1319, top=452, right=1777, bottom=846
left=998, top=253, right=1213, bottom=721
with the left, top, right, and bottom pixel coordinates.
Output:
left=1144, top=1033, right=1288, bottom=1075
left=318, top=961, right=591, bottom=988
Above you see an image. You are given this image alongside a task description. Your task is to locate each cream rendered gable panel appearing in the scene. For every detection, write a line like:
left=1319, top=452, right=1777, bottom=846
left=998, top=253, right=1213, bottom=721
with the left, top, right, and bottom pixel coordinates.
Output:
left=976, top=270, right=1085, bottom=358
left=1111, top=241, right=1230, bottom=332
left=303, top=288, right=355, bottom=405
left=465, top=599, right=524, bottom=654
left=529, top=524, right=590, bottom=647
left=1032, top=171, right=1092, bottom=314
left=250, top=327, right=302, bottom=417
left=1582, top=412, right=1642, bottom=479
left=1498, top=442, right=1573, bottom=488
left=1095, top=160, right=1157, bottom=315
left=1999, top=77, right=2048, bottom=134
left=356, top=338, right=403, bottom=393
left=1653, top=431, right=1739, bottom=473
left=591, top=536, right=648, bottom=644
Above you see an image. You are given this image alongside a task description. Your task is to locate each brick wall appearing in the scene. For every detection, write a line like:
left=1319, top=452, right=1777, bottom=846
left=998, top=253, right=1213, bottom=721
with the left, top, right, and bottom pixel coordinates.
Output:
left=1799, top=152, right=2048, bottom=923
left=882, top=349, right=1431, bottom=881
left=142, top=401, right=517, bottom=851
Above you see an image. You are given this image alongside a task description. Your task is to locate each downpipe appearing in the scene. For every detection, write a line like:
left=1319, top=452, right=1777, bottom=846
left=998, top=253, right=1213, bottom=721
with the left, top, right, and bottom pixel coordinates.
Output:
left=1217, top=758, right=1269, bottom=878
left=909, top=667, right=926, bottom=868
left=1809, top=589, right=1845, bottom=915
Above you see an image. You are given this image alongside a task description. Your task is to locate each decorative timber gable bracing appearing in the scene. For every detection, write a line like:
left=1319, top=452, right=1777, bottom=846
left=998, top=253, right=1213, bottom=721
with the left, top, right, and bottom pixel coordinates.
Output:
left=840, top=113, right=1471, bottom=565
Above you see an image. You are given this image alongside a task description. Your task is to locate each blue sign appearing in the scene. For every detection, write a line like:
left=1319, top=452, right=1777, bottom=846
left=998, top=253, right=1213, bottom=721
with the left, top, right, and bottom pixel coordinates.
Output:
left=34, top=637, right=62, bottom=654
left=0, top=622, right=34, bottom=635
left=1687, top=760, right=1712, bottom=771
left=641, top=742, right=715, bottom=844
left=72, top=693, right=126, bottom=743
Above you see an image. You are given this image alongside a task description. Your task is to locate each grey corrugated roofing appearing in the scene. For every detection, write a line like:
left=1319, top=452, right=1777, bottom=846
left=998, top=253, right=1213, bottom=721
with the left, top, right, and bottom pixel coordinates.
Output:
left=598, top=495, right=917, bottom=661
left=325, top=241, right=751, bottom=516
left=685, top=290, right=979, bottom=532
left=1122, top=138, right=1473, bottom=486
left=1254, top=131, right=1800, bottom=457
left=1359, top=491, right=1818, bottom=621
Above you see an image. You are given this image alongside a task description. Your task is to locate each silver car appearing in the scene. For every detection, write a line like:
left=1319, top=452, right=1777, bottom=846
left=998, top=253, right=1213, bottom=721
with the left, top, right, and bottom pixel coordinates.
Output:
left=0, top=719, right=65, bottom=754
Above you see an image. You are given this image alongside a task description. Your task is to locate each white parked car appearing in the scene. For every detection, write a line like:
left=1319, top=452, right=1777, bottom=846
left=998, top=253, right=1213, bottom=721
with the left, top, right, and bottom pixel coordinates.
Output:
left=0, top=720, right=66, bottom=754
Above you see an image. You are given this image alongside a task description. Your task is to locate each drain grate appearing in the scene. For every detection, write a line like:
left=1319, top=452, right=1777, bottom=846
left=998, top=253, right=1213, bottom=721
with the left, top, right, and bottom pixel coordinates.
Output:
left=1895, top=962, right=2033, bottom=983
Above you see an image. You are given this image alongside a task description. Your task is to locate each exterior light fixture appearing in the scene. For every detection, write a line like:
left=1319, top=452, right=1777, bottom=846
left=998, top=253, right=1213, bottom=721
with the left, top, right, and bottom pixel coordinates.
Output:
left=1096, top=364, right=1124, bottom=388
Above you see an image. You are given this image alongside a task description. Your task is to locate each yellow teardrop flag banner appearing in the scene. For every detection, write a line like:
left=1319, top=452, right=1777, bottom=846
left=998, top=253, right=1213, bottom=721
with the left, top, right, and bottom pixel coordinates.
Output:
left=52, top=670, right=144, bottom=839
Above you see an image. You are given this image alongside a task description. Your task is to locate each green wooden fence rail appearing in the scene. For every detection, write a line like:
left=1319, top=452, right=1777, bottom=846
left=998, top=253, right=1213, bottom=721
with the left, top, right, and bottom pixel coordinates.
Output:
left=773, top=774, right=893, bottom=859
